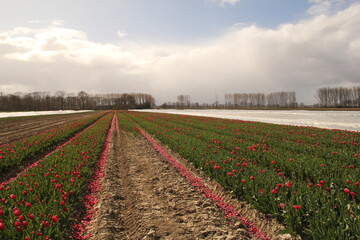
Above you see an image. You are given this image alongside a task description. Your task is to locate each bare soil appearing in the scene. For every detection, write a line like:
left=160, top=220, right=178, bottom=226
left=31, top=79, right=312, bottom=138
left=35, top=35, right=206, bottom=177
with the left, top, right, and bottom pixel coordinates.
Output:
left=0, top=112, right=97, bottom=145
left=89, top=129, right=293, bottom=240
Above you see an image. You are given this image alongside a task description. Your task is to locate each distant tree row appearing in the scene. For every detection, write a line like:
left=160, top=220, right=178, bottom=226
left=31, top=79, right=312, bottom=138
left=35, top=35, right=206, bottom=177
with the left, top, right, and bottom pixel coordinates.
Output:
left=0, top=91, right=155, bottom=111
left=161, top=101, right=217, bottom=109
left=224, top=91, right=297, bottom=108
left=176, top=95, right=192, bottom=108
left=316, top=86, right=360, bottom=107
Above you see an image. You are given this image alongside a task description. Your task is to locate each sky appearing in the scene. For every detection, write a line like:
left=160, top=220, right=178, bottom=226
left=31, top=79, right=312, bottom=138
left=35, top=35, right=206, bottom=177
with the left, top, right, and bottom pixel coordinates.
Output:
left=0, top=0, right=359, bottom=105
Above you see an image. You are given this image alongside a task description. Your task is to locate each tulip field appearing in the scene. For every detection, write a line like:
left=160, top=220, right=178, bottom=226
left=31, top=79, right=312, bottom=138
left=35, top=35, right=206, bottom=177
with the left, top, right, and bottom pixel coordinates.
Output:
left=0, top=110, right=359, bottom=239
left=0, top=112, right=105, bottom=175
left=0, top=111, right=111, bottom=239
left=120, top=111, right=359, bottom=240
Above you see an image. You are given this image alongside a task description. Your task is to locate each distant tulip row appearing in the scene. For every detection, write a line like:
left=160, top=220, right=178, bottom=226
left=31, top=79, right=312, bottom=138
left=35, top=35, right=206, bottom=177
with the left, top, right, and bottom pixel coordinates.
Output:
left=0, top=112, right=106, bottom=174
left=121, top=111, right=359, bottom=240
left=0, top=112, right=113, bottom=239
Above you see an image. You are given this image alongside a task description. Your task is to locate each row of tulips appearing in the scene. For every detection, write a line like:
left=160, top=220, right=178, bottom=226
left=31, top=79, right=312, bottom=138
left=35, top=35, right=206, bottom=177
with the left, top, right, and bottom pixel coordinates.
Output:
left=121, top=111, right=359, bottom=240
left=0, top=112, right=106, bottom=174
left=0, top=112, right=113, bottom=239
left=73, top=113, right=117, bottom=239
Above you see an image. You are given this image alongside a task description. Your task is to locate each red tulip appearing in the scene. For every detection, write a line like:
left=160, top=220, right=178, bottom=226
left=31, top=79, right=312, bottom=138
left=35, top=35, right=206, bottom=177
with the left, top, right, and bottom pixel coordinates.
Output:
left=42, top=221, right=50, bottom=227
left=51, top=215, right=59, bottom=223
left=14, top=209, right=21, bottom=216
left=293, top=205, right=301, bottom=210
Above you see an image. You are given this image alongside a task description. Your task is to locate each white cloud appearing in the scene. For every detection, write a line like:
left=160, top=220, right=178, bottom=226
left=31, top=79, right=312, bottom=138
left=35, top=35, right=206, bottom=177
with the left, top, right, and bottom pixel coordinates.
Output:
left=51, top=20, right=64, bottom=26
left=307, top=0, right=353, bottom=15
left=0, top=26, right=140, bottom=67
left=206, top=0, right=240, bottom=7
left=117, top=31, right=127, bottom=38
left=0, top=3, right=359, bottom=104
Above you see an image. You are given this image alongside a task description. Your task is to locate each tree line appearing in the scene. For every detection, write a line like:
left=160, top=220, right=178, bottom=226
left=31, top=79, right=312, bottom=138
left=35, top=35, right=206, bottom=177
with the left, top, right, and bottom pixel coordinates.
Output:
left=2, top=86, right=359, bottom=111
left=224, top=91, right=297, bottom=108
left=316, top=86, right=360, bottom=108
left=163, top=86, right=360, bottom=109
left=0, top=91, right=155, bottom=111
left=160, top=91, right=297, bottom=109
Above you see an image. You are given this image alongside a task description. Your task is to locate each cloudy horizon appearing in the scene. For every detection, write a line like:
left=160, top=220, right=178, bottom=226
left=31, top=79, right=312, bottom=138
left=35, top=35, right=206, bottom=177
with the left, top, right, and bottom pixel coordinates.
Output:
left=0, top=0, right=359, bottom=105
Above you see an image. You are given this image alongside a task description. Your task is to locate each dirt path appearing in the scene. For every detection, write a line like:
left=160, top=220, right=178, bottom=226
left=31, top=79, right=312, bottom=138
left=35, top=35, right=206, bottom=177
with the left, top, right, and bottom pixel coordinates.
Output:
left=90, top=129, right=254, bottom=240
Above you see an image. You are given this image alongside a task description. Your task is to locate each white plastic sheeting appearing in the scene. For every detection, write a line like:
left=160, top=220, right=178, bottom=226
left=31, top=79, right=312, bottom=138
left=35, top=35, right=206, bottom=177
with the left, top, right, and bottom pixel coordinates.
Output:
left=0, top=110, right=93, bottom=118
left=137, top=109, right=360, bottom=132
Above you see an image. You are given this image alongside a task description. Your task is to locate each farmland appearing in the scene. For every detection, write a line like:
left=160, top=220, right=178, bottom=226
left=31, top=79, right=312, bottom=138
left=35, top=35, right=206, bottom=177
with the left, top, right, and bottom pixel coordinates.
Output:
left=0, top=111, right=97, bottom=145
left=0, top=110, right=359, bottom=239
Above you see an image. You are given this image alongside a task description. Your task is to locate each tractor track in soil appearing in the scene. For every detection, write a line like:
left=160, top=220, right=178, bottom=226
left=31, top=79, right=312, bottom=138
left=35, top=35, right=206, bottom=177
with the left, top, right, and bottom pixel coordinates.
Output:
left=89, top=126, right=292, bottom=240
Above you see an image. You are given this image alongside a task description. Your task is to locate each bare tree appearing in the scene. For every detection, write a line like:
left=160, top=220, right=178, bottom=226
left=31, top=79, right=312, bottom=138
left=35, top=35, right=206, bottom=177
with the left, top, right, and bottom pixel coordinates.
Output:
left=55, top=91, right=67, bottom=110
left=316, top=86, right=360, bottom=108
left=177, top=95, right=185, bottom=108
left=77, top=91, right=89, bottom=110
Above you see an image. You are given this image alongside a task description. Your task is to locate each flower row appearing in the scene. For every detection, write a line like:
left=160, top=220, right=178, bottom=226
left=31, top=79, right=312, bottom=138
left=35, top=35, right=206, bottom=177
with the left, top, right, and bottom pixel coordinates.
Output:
left=0, top=112, right=113, bottom=239
left=0, top=112, right=106, bottom=175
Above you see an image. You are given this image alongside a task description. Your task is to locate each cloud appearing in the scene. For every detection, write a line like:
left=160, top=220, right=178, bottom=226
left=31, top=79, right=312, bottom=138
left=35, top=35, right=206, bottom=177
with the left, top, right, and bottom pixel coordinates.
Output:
left=51, top=20, right=64, bottom=27
left=307, top=0, right=355, bottom=15
left=0, top=25, right=140, bottom=68
left=206, top=0, right=240, bottom=7
left=117, top=31, right=127, bottom=38
left=151, top=3, right=360, bottom=103
left=0, top=3, right=359, bottom=104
